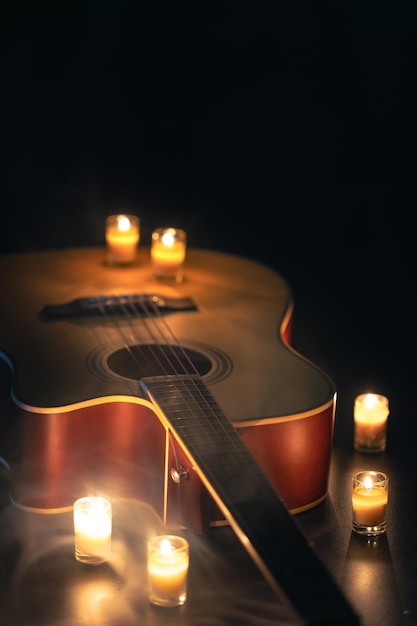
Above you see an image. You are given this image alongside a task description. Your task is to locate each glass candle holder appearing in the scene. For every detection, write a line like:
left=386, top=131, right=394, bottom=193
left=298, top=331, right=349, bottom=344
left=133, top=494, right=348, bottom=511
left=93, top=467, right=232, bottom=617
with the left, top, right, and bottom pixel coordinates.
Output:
left=147, top=534, right=189, bottom=607
left=354, top=393, right=389, bottom=453
left=352, top=471, right=389, bottom=536
left=151, top=227, right=187, bottom=283
left=73, top=496, right=112, bottom=564
left=105, top=214, right=140, bottom=266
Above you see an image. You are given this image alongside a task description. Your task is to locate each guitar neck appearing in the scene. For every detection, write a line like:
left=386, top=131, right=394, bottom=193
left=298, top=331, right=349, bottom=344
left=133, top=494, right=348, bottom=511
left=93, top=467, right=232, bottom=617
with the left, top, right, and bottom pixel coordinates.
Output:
left=140, top=374, right=359, bottom=626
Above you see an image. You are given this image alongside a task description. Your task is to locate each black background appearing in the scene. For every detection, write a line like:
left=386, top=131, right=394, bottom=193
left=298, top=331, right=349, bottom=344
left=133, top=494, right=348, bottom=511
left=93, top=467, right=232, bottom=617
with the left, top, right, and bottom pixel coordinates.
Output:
left=2, top=1, right=416, bottom=445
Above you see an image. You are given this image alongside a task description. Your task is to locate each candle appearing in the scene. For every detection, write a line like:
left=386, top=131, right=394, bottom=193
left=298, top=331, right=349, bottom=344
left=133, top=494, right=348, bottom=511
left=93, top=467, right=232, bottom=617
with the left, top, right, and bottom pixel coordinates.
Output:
left=354, top=393, right=389, bottom=453
left=73, top=496, right=112, bottom=564
left=352, top=470, right=389, bottom=536
left=147, top=534, right=189, bottom=606
left=151, top=227, right=187, bottom=282
left=106, top=214, right=140, bottom=265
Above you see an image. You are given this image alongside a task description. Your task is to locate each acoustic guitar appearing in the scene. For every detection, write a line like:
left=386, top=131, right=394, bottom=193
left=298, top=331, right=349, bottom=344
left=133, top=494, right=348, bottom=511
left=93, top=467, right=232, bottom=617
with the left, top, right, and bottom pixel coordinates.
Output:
left=0, top=246, right=358, bottom=625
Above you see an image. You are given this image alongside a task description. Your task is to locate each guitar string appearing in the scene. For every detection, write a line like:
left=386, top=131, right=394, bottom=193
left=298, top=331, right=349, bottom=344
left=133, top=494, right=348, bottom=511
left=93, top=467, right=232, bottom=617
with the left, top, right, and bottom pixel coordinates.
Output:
left=99, top=294, right=227, bottom=420
left=130, top=296, right=253, bottom=473
left=95, top=295, right=248, bottom=466
left=104, top=297, right=280, bottom=542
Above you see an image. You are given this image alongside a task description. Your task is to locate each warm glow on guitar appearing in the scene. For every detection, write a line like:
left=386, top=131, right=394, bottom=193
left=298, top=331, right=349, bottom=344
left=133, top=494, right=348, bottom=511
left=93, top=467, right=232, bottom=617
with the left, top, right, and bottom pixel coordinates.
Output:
left=0, top=246, right=358, bottom=625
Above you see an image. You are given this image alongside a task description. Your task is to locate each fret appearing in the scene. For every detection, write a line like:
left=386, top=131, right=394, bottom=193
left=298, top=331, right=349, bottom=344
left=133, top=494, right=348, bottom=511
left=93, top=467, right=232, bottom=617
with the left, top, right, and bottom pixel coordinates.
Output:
left=141, top=375, right=252, bottom=469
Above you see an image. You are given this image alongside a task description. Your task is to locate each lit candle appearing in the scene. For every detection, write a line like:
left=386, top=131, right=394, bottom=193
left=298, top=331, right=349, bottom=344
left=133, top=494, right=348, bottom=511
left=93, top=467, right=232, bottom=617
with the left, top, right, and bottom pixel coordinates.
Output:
left=73, top=496, right=112, bottom=564
left=147, top=534, right=189, bottom=606
left=106, top=214, right=140, bottom=265
left=354, top=393, right=389, bottom=453
left=151, top=227, right=187, bottom=282
left=352, top=470, right=389, bottom=536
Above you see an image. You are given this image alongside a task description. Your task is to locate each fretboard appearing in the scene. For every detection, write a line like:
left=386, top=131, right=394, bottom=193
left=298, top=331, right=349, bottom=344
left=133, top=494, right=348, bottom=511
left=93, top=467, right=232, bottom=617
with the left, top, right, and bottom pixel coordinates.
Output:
left=140, top=374, right=359, bottom=626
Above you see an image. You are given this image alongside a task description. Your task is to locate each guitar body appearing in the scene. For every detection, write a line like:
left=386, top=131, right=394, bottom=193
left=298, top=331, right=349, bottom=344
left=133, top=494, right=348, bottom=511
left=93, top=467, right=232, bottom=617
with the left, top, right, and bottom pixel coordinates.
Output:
left=0, top=247, right=336, bottom=529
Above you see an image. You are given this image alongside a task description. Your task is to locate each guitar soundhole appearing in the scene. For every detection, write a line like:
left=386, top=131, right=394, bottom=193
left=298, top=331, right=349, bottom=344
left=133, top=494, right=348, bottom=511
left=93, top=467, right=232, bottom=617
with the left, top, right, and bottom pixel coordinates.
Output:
left=107, top=344, right=212, bottom=380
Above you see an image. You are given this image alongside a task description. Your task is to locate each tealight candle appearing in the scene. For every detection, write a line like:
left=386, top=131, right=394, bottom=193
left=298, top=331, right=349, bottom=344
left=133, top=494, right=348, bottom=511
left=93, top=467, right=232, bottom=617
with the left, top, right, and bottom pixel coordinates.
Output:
left=147, top=534, right=189, bottom=607
left=73, top=496, right=112, bottom=564
left=151, top=227, right=187, bottom=282
left=106, top=214, right=140, bottom=265
left=354, top=393, right=389, bottom=452
left=352, top=470, right=389, bottom=536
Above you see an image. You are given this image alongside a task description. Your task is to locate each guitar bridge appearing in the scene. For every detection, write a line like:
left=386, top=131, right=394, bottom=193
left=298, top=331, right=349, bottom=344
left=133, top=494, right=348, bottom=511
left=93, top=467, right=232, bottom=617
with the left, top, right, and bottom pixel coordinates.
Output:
left=41, top=294, right=197, bottom=319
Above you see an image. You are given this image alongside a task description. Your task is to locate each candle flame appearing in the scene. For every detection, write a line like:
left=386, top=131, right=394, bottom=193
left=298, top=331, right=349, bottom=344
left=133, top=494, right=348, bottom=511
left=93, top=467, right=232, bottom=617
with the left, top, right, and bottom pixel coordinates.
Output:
left=364, top=394, right=377, bottom=409
left=363, top=475, right=374, bottom=490
left=160, top=538, right=172, bottom=556
left=78, top=496, right=111, bottom=517
left=90, top=499, right=105, bottom=513
left=117, top=216, right=131, bottom=232
left=161, top=230, right=175, bottom=247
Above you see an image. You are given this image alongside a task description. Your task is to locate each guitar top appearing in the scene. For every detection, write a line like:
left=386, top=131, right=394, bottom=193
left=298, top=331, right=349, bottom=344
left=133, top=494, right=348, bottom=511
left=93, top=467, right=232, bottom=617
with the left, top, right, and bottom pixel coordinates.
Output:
left=0, top=246, right=335, bottom=423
